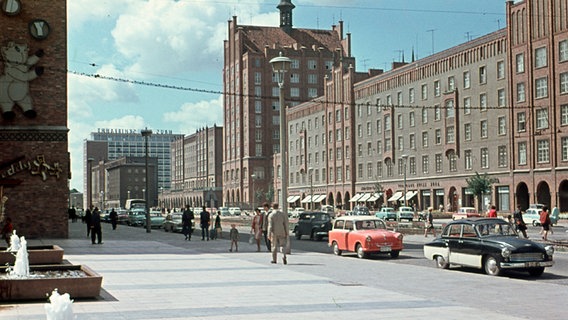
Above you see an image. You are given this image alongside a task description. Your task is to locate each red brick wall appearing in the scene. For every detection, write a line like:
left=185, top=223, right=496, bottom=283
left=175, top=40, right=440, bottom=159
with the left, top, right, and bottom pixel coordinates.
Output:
left=0, top=1, right=69, bottom=238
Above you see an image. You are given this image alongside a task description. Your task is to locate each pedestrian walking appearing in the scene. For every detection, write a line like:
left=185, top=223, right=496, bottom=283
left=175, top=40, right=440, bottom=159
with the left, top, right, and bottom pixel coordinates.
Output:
left=212, top=212, right=221, bottom=239
left=513, top=205, right=528, bottom=238
left=540, top=205, right=551, bottom=241
left=424, top=208, right=436, bottom=238
left=200, top=206, right=210, bottom=241
left=268, top=203, right=289, bottom=265
left=487, top=205, right=498, bottom=218
left=262, top=202, right=271, bottom=251
left=182, top=205, right=194, bottom=241
left=109, top=208, right=118, bottom=230
left=68, top=206, right=77, bottom=222
left=229, top=224, right=239, bottom=252
left=251, top=208, right=263, bottom=252
left=84, top=207, right=92, bottom=237
left=90, top=207, right=102, bottom=244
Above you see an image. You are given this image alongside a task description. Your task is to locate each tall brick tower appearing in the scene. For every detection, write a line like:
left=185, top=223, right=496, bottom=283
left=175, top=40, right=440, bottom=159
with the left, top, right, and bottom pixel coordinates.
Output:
left=0, top=1, right=68, bottom=238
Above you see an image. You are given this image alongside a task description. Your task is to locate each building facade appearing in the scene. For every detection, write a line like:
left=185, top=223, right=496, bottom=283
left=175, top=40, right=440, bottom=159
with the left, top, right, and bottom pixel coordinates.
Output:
left=223, top=0, right=352, bottom=209
left=0, top=1, right=69, bottom=237
left=84, top=129, right=183, bottom=209
left=166, top=125, right=223, bottom=210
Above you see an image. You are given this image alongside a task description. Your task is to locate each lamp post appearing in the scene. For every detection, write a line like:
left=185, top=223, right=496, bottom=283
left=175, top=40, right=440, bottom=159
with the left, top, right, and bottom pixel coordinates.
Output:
left=141, top=127, right=153, bottom=233
left=160, top=187, right=163, bottom=209
left=401, top=154, right=408, bottom=207
left=251, top=174, right=256, bottom=212
left=270, top=52, right=291, bottom=215
left=308, top=167, right=314, bottom=210
left=87, top=157, right=94, bottom=208
left=100, top=191, right=104, bottom=210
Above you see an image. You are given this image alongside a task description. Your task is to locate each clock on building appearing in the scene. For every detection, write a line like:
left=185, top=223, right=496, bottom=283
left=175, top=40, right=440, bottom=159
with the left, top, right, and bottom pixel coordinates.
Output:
left=1, top=0, right=22, bottom=16
left=29, top=19, right=50, bottom=40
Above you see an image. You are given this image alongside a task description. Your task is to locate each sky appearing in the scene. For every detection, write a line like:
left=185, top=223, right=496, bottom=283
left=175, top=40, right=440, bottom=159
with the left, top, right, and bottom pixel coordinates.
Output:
left=67, top=0, right=509, bottom=191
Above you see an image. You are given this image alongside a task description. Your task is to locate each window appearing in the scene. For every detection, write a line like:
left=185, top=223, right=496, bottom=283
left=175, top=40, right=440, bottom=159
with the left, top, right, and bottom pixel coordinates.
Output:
left=367, top=142, right=372, bottom=156
left=385, top=138, right=391, bottom=152
left=498, top=146, right=507, bottom=167
left=336, top=129, right=342, bottom=141
left=307, top=74, right=318, bottom=84
left=384, top=115, right=391, bottom=130
left=255, top=101, right=262, bottom=113
left=290, top=59, right=300, bottom=69
left=386, top=95, right=392, bottom=106
left=367, top=122, right=372, bottom=136
left=397, top=91, right=403, bottom=105
left=535, top=77, right=548, bottom=98
left=409, top=88, right=415, bottom=103
left=560, top=40, right=568, bottom=62
left=562, top=137, right=568, bottom=161
left=422, top=132, right=428, bottom=148
left=397, top=114, right=403, bottom=129
left=308, top=88, right=318, bottom=98
left=536, top=109, right=548, bottom=129
left=448, top=76, right=455, bottom=91
left=463, top=71, right=471, bottom=89
left=560, top=72, right=568, bottom=94
left=562, top=105, right=568, bottom=125
left=479, top=66, right=487, bottom=84
left=497, top=89, right=505, bottom=107
left=335, top=109, right=341, bottom=122
left=337, top=167, right=343, bottom=182
left=358, top=144, right=362, bottom=157
left=498, top=117, right=506, bottom=135
left=464, top=123, right=472, bottom=141
left=255, top=143, right=262, bottom=156
left=421, top=84, right=428, bottom=100
left=434, top=105, right=441, bottom=120
left=398, top=136, right=404, bottom=151
left=535, top=47, right=547, bottom=68
left=367, top=104, right=372, bottom=115
left=435, top=129, right=441, bottom=144
left=376, top=119, right=382, bottom=133
left=376, top=162, right=382, bottom=177
left=290, top=73, right=299, bottom=83
left=517, top=82, right=526, bottom=102
left=464, top=97, right=471, bottom=114
left=537, top=139, right=550, bottom=163
left=445, top=100, right=455, bottom=118
left=308, top=59, right=317, bottom=70
left=464, top=150, right=472, bottom=170
left=434, top=80, right=441, bottom=96
left=290, top=87, right=300, bottom=97
left=409, top=112, right=415, bottom=127
left=357, top=164, right=363, bottom=178
left=480, top=148, right=489, bottom=168
left=422, top=155, right=429, bottom=174
left=409, top=134, right=416, bottom=149
left=481, top=120, right=488, bottom=138
left=517, top=112, right=526, bottom=132
left=518, top=142, right=527, bottom=165
left=435, top=154, right=443, bottom=173
left=516, top=53, right=525, bottom=73
left=336, top=147, right=342, bottom=160
left=357, top=125, right=362, bottom=137
left=446, top=126, right=455, bottom=143
left=480, top=93, right=487, bottom=111
left=367, top=163, right=373, bottom=178
left=497, top=61, right=505, bottom=79
left=422, top=108, right=428, bottom=123
left=448, top=151, right=457, bottom=172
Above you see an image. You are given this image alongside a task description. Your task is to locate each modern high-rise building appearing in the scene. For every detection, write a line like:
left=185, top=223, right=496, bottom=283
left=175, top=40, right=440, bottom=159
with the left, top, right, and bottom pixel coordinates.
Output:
left=223, top=0, right=355, bottom=209
left=83, top=128, right=183, bottom=209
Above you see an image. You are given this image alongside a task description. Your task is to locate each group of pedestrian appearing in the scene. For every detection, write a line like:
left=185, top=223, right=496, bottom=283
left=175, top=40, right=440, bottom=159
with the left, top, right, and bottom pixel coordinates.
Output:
left=84, top=206, right=103, bottom=245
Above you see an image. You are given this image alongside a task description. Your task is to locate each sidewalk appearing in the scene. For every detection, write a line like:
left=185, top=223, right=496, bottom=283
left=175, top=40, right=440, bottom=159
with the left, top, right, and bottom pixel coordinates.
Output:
left=1, top=220, right=565, bottom=319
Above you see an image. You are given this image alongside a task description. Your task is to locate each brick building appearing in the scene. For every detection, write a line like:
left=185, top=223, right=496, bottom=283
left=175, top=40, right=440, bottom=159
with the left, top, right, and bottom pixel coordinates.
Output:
left=0, top=1, right=69, bottom=237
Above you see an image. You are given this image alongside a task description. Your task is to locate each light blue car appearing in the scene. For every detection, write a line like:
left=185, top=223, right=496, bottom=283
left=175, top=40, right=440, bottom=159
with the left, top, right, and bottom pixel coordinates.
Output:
left=523, top=206, right=559, bottom=226
left=375, top=207, right=396, bottom=221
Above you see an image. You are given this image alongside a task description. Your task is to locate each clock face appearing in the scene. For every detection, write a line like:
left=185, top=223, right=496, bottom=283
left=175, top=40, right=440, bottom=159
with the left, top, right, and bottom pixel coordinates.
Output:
left=29, top=19, right=50, bottom=40
left=1, top=0, right=21, bottom=16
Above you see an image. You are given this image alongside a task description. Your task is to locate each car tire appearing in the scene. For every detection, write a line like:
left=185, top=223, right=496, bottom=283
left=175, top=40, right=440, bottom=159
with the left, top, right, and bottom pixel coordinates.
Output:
left=332, top=241, right=342, bottom=256
left=356, top=244, right=367, bottom=259
left=435, top=255, right=449, bottom=269
left=484, top=255, right=502, bottom=276
left=528, top=267, right=545, bottom=277
left=390, top=250, right=400, bottom=258
left=532, top=220, right=539, bottom=227
left=295, top=230, right=302, bottom=240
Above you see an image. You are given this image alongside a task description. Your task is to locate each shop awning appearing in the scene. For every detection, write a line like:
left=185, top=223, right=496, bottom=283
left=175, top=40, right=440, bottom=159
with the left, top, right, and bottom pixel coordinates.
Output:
left=301, top=195, right=313, bottom=203
left=287, top=195, right=300, bottom=203
left=349, top=193, right=363, bottom=202
left=359, top=193, right=372, bottom=202
left=314, top=194, right=327, bottom=202
left=368, top=193, right=382, bottom=202
left=388, top=191, right=403, bottom=202
left=403, top=191, right=418, bottom=201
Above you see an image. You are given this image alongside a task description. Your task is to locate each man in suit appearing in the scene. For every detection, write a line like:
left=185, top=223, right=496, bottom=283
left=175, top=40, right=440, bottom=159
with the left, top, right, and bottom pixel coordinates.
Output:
left=200, top=206, right=210, bottom=241
left=268, top=202, right=289, bottom=265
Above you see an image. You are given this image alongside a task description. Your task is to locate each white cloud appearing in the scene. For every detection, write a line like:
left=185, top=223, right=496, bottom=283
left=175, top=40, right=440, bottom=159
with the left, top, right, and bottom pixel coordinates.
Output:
left=163, top=96, right=223, bottom=135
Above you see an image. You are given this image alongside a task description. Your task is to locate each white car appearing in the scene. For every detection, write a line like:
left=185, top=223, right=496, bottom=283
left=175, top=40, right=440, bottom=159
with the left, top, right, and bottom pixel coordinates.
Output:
left=228, top=207, right=241, bottom=216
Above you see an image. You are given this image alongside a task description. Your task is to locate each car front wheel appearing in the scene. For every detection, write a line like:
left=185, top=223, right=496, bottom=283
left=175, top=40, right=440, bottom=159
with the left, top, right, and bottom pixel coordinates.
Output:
left=532, top=220, right=539, bottom=227
left=484, top=255, right=502, bottom=276
left=390, top=250, right=400, bottom=258
left=332, top=241, right=342, bottom=256
left=295, top=230, right=302, bottom=240
left=356, top=244, right=367, bottom=259
left=435, top=255, right=449, bottom=269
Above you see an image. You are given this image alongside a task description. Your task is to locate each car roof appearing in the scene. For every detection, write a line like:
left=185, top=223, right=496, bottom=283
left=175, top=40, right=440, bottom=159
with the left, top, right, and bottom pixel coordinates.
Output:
left=447, top=218, right=507, bottom=224
left=335, top=216, right=381, bottom=221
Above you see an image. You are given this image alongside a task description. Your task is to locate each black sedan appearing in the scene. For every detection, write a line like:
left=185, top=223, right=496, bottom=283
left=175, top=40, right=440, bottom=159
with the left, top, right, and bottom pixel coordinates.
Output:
left=293, top=212, right=333, bottom=241
left=423, top=218, right=554, bottom=276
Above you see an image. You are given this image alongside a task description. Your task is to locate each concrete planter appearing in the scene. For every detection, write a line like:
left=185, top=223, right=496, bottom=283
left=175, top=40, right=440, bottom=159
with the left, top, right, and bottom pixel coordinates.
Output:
left=0, top=245, right=64, bottom=265
left=0, top=264, right=102, bottom=301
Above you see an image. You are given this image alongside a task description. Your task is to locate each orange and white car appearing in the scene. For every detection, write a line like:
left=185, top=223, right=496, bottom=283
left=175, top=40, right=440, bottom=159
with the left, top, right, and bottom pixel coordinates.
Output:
left=452, top=207, right=481, bottom=220
left=328, top=216, right=403, bottom=259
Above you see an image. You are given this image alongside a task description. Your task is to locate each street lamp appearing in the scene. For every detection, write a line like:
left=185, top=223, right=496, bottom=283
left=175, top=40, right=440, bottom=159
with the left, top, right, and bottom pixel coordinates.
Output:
left=251, top=174, right=257, bottom=212
left=401, top=154, right=408, bottom=207
left=100, top=191, right=104, bottom=210
left=141, top=127, right=153, bottom=233
left=87, top=157, right=94, bottom=208
left=270, top=52, right=291, bottom=215
left=160, top=187, right=163, bottom=209
left=308, top=167, right=314, bottom=210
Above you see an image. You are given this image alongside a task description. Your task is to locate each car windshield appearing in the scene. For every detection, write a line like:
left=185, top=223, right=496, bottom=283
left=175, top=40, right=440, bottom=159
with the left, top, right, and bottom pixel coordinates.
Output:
left=355, top=219, right=387, bottom=230
left=475, top=221, right=517, bottom=237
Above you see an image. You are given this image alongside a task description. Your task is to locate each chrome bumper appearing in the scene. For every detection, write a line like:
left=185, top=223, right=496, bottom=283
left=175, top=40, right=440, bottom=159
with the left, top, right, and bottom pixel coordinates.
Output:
left=500, top=261, right=554, bottom=269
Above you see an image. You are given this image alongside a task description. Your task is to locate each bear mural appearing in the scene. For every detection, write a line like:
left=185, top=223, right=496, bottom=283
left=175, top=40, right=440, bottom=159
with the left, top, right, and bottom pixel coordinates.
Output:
left=0, top=41, right=44, bottom=121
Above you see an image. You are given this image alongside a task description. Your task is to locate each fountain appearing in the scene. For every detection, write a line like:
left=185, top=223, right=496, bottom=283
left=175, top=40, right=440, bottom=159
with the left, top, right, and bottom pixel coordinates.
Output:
left=0, top=230, right=64, bottom=265
left=45, top=289, right=75, bottom=320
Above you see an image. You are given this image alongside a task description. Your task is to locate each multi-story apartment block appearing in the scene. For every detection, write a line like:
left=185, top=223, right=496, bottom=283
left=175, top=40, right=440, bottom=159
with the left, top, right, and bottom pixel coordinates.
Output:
left=167, top=125, right=223, bottom=210
left=223, top=0, right=352, bottom=209
left=84, top=129, right=183, bottom=209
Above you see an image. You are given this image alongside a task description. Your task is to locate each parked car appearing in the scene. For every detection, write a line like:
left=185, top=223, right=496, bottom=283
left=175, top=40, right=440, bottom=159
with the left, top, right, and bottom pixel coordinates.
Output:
left=127, top=209, right=146, bottom=226
left=293, top=212, right=333, bottom=241
left=423, top=218, right=554, bottom=276
left=117, top=210, right=130, bottom=224
left=452, top=207, right=481, bottom=220
left=219, top=207, right=230, bottom=216
left=228, top=207, right=241, bottom=216
left=349, top=206, right=371, bottom=216
left=396, top=206, right=414, bottom=222
left=321, top=205, right=335, bottom=217
left=524, top=207, right=559, bottom=226
left=162, top=213, right=190, bottom=232
left=328, top=216, right=404, bottom=259
left=142, top=211, right=165, bottom=229
left=374, top=207, right=396, bottom=221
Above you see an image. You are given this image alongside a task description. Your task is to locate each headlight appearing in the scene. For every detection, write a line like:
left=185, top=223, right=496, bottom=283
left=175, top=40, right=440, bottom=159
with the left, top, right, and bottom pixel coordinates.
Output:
left=366, top=236, right=372, bottom=243
left=545, top=245, right=554, bottom=256
left=501, top=248, right=511, bottom=258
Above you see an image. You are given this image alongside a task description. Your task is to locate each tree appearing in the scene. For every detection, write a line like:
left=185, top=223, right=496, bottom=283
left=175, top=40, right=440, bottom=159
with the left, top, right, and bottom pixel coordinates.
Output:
left=466, top=172, right=498, bottom=212
left=373, top=181, right=384, bottom=209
